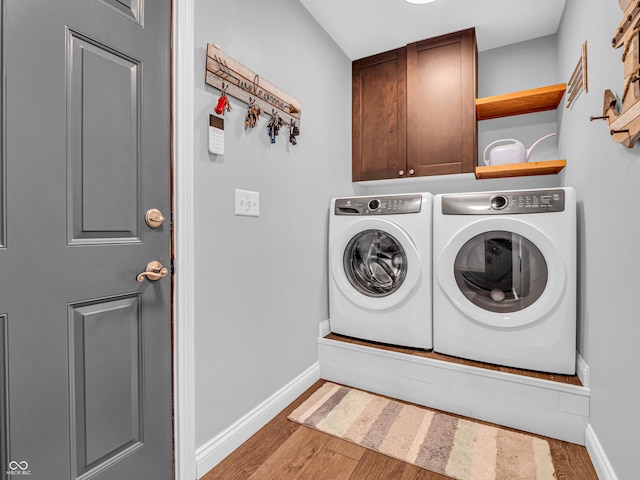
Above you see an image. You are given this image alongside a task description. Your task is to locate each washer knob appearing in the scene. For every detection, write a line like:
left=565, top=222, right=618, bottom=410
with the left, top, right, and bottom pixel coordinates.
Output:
left=490, top=195, right=508, bottom=210
left=368, top=199, right=380, bottom=210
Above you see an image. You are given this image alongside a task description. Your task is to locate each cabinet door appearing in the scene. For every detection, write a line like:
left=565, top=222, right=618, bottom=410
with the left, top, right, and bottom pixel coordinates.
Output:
left=352, top=48, right=407, bottom=181
left=407, top=29, right=477, bottom=176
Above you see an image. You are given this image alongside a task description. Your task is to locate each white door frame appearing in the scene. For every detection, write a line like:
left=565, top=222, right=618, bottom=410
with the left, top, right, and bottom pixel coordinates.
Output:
left=172, top=0, right=197, bottom=479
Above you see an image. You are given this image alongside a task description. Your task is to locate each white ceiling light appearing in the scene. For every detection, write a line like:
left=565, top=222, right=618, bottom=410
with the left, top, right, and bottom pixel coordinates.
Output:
left=405, top=0, right=437, bottom=4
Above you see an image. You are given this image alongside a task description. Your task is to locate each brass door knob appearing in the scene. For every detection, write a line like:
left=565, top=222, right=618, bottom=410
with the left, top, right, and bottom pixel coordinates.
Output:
left=137, top=261, right=169, bottom=282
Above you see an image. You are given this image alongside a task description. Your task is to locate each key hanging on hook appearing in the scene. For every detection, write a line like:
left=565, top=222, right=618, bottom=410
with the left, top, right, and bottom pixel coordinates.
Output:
left=289, top=120, right=300, bottom=145
left=245, top=97, right=261, bottom=129
left=267, top=110, right=283, bottom=144
left=215, top=83, right=232, bottom=115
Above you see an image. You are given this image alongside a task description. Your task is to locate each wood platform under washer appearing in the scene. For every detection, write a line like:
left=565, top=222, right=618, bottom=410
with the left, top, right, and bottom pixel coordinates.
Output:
left=319, top=333, right=590, bottom=444
left=325, top=333, right=582, bottom=386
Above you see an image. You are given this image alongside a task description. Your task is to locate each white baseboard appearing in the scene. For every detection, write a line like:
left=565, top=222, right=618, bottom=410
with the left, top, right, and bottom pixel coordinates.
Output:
left=585, top=424, right=619, bottom=480
left=319, top=319, right=330, bottom=338
left=195, top=363, right=321, bottom=479
left=576, top=352, right=589, bottom=388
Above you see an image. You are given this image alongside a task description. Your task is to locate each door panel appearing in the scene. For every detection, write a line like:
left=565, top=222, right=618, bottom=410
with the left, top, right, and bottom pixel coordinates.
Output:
left=96, top=0, right=143, bottom=25
left=69, top=294, right=143, bottom=477
left=1, top=0, right=172, bottom=478
left=67, top=30, right=141, bottom=243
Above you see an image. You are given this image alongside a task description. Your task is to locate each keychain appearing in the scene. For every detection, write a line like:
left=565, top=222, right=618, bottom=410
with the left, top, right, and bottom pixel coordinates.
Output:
left=214, top=85, right=232, bottom=115
left=289, top=121, right=300, bottom=145
left=267, top=111, right=284, bottom=143
left=245, top=98, right=261, bottom=128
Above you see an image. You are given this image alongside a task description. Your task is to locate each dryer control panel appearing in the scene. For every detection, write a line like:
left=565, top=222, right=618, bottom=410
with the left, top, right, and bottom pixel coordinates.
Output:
left=335, top=194, right=422, bottom=215
left=442, top=189, right=565, bottom=215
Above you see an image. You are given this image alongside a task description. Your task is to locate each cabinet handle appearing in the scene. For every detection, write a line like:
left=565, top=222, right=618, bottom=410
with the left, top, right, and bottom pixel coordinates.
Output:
left=398, top=170, right=404, bottom=176
left=409, top=169, right=415, bottom=175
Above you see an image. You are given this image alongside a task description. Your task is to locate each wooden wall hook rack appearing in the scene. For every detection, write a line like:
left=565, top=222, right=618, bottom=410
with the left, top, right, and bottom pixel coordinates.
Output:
left=205, top=44, right=302, bottom=128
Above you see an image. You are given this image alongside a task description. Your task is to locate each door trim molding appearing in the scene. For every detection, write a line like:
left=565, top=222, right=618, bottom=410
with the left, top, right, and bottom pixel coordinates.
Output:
left=172, top=0, right=197, bottom=479
left=0, top=315, right=7, bottom=475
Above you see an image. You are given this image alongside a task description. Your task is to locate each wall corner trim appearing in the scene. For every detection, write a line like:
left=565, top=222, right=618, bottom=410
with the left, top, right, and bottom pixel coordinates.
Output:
left=195, top=363, right=321, bottom=479
left=585, top=424, right=619, bottom=480
left=576, top=352, right=589, bottom=388
left=319, top=319, right=330, bottom=338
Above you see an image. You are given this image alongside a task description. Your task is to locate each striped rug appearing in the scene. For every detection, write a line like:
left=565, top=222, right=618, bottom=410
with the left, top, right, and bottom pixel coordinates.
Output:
left=288, top=382, right=555, bottom=480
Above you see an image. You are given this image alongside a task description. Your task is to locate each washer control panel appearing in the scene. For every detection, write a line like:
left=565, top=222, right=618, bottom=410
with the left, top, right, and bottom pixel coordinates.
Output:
left=335, top=194, right=422, bottom=215
left=442, top=189, right=565, bottom=215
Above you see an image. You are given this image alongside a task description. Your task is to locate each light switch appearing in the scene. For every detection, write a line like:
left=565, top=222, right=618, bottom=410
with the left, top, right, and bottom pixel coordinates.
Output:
left=235, top=189, right=260, bottom=217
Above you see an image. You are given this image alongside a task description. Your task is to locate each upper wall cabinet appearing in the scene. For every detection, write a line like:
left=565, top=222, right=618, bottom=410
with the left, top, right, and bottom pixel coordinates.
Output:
left=352, top=48, right=407, bottom=181
left=352, top=29, right=477, bottom=182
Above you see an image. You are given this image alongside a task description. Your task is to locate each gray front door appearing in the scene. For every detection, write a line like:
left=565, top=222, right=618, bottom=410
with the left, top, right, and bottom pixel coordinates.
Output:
left=0, top=1, right=173, bottom=479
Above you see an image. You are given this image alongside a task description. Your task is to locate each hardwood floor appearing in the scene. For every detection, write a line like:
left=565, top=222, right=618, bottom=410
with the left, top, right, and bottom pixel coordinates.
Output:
left=201, top=380, right=597, bottom=480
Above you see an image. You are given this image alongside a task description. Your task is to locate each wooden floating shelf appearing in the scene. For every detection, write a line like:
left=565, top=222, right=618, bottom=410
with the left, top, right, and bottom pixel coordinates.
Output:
left=475, top=160, right=566, bottom=180
left=476, top=83, right=566, bottom=120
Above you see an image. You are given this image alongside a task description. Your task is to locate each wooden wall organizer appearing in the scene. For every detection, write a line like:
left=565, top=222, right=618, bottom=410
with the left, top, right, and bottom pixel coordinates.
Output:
left=593, top=1, right=640, bottom=147
left=205, top=44, right=302, bottom=127
left=567, top=41, right=588, bottom=108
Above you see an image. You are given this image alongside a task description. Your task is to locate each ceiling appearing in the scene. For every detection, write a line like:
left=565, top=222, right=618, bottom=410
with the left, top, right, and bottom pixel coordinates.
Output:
left=298, top=0, right=567, bottom=59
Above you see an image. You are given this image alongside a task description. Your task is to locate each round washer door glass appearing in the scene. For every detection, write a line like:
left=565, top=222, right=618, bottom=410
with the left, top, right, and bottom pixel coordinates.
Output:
left=343, top=229, right=407, bottom=297
left=454, top=230, right=547, bottom=313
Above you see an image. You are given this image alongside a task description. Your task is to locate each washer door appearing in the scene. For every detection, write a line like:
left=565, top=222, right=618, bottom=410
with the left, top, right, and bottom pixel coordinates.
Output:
left=331, top=218, right=421, bottom=310
left=437, top=218, right=566, bottom=328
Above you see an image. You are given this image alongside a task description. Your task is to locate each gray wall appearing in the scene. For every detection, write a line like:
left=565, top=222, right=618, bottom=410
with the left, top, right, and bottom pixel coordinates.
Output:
left=558, top=0, right=639, bottom=477
left=193, top=0, right=352, bottom=449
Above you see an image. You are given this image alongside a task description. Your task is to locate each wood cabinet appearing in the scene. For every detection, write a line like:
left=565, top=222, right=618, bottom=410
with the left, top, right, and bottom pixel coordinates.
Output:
left=352, top=48, right=407, bottom=181
left=352, top=29, right=477, bottom=182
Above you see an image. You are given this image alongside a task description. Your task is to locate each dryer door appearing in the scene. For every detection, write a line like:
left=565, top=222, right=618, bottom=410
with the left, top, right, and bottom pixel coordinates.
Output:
left=331, top=218, right=421, bottom=310
left=437, top=218, right=566, bottom=327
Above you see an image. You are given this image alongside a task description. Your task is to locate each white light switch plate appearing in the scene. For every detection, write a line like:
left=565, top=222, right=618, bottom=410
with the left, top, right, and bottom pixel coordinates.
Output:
left=235, top=189, right=260, bottom=217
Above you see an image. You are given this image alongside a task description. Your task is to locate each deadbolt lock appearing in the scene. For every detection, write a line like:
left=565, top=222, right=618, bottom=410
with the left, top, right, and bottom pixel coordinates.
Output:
left=145, top=209, right=166, bottom=228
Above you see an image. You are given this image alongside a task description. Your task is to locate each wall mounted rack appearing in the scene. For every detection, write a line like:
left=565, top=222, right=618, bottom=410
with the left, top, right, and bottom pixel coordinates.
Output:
left=205, top=44, right=302, bottom=127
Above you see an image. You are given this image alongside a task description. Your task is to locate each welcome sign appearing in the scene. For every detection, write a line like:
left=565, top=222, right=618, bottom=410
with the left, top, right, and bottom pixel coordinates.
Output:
left=206, top=44, right=302, bottom=127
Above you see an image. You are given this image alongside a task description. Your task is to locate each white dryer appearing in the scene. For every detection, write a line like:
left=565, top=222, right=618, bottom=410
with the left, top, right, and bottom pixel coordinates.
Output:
left=433, top=187, right=576, bottom=374
left=329, top=193, right=433, bottom=349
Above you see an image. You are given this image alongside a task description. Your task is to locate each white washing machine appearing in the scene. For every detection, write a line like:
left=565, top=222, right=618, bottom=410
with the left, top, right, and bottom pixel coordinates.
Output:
left=433, top=187, right=576, bottom=374
left=329, top=193, right=433, bottom=349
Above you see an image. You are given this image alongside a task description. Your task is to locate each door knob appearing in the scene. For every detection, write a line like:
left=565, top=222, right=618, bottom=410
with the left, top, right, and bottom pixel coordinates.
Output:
left=145, top=209, right=166, bottom=228
left=137, top=261, right=169, bottom=282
